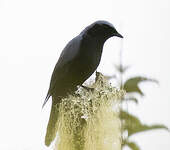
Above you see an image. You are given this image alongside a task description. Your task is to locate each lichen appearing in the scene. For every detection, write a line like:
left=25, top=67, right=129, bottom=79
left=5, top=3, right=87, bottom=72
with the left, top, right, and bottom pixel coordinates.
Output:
left=53, top=72, right=125, bottom=150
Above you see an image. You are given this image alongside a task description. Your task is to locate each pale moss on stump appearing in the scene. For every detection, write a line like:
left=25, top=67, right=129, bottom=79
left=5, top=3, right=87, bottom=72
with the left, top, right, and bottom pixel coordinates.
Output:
left=46, top=72, right=125, bottom=150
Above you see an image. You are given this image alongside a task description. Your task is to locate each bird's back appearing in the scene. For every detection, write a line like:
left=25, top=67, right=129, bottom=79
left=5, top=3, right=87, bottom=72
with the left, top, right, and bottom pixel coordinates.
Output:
left=44, top=33, right=104, bottom=106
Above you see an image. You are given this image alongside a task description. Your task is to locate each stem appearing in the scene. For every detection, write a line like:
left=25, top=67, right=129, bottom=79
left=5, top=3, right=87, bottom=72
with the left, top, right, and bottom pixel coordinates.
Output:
left=119, top=39, right=124, bottom=89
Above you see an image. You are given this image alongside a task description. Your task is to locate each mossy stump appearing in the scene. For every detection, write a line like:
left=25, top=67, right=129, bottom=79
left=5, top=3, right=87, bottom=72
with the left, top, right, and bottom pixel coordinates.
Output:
left=45, top=72, right=124, bottom=150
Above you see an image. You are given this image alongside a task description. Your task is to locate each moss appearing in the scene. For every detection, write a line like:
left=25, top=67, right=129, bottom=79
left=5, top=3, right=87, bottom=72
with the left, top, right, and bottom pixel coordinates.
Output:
left=52, top=72, right=125, bottom=150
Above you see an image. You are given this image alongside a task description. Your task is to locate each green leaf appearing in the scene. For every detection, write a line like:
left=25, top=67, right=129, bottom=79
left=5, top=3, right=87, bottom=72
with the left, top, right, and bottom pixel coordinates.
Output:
left=115, top=64, right=130, bottom=73
left=120, top=110, right=169, bottom=137
left=123, top=76, right=158, bottom=96
left=124, top=96, right=138, bottom=104
left=122, top=140, right=140, bottom=150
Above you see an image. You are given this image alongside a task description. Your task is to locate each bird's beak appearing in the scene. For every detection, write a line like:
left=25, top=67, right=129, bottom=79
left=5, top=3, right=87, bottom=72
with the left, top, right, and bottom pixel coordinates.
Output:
left=114, top=32, right=123, bottom=38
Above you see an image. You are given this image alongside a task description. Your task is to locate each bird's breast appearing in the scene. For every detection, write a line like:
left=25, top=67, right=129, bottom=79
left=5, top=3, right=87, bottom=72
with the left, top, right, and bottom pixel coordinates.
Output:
left=71, top=44, right=103, bottom=84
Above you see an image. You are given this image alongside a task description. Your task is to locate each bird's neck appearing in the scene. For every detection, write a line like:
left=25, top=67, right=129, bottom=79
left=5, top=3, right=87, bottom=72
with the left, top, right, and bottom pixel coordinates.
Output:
left=82, top=33, right=106, bottom=50
left=80, top=34, right=104, bottom=67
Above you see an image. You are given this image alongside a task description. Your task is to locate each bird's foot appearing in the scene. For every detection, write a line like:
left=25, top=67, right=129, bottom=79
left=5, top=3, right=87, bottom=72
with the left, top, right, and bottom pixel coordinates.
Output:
left=81, top=85, right=94, bottom=92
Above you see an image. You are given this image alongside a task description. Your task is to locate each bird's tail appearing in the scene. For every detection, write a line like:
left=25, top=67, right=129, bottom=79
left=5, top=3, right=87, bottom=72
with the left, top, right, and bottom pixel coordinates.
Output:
left=45, top=99, right=59, bottom=146
left=42, top=92, right=50, bottom=108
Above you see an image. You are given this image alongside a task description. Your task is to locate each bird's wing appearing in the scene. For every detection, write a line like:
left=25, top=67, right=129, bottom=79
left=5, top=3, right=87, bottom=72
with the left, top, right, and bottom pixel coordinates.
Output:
left=42, top=35, right=82, bottom=107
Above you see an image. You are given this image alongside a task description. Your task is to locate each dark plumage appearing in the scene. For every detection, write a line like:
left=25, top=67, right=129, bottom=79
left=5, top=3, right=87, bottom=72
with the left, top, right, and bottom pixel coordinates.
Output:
left=44, top=20, right=123, bottom=146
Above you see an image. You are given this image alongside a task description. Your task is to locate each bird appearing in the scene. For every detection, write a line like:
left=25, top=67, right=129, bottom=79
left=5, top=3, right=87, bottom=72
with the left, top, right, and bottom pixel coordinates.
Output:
left=43, top=20, right=123, bottom=146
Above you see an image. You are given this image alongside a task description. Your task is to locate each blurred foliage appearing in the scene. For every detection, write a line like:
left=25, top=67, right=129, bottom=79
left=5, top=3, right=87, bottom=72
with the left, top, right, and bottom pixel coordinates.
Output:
left=120, top=110, right=168, bottom=137
left=124, top=76, right=158, bottom=96
left=106, top=50, right=169, bottom=150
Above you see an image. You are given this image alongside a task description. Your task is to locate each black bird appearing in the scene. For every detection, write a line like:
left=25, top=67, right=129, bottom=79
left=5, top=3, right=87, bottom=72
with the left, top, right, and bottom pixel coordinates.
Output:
left=43, top=20, right=123, bottom=146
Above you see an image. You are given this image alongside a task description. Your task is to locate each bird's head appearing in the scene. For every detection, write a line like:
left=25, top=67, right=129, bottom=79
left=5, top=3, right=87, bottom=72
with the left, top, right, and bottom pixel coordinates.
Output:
left=81, top=20, right=123, bottom=41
